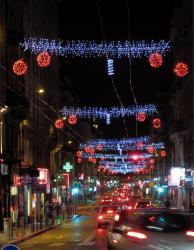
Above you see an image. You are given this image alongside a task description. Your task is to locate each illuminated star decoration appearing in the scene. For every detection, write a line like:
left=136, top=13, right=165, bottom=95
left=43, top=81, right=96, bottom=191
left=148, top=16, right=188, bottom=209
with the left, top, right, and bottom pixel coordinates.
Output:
left=21, top=38, right=171, bottom=58
left=61, top=105, right=157, bottom=124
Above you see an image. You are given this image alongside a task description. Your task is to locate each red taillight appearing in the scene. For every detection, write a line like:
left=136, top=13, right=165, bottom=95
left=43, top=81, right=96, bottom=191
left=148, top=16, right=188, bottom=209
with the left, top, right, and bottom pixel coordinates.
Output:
left=98, top=215, right=103, bottom=220
left=186, top=231, right=194, bottom=237
left=127, top=206, right=132, bottom=210
left=114, top=214, right=120, bottom=221
left=107, top=210, right=113, bottom=214
left=110, top=199, right=112, bottom=202
left=101, top=199, right=104, bottom=202
left=127, top=231, right=147, bottom=239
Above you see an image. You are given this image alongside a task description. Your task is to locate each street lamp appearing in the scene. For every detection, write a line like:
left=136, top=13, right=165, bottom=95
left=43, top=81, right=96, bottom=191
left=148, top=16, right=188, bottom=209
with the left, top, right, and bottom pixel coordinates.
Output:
left=37, top=87, right=45, bottom=95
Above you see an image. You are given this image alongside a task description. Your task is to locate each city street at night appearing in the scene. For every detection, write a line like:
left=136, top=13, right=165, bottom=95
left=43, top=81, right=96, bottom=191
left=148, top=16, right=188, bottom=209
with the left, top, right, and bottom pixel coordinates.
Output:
left=1, top=0, right=194, bottom=249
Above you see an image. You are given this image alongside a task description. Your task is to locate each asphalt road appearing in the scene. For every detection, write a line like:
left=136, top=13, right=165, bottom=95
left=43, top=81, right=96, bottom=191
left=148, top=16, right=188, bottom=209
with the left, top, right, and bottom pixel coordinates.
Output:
left=18, top=206, right=108, bottom=250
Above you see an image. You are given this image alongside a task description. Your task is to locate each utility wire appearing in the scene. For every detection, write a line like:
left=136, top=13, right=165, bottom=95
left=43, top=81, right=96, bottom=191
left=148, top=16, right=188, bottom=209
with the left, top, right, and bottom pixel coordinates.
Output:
left=94, top=0, right=129, bottom=138
left=124, top=0, right=138, bottom=136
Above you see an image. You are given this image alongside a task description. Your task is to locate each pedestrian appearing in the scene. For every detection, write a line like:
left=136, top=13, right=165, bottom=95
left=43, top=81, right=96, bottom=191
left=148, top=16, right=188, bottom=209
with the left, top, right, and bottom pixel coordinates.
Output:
left=164, top=197, right=171, bottom=208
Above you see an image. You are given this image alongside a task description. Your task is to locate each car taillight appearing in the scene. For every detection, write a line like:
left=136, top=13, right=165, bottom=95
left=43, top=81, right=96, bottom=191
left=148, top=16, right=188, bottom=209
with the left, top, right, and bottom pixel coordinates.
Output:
left=127, top=231, right=147, bottom=239
left=114, top=214, right=120, bottom=221
left=127, top=206, right=132, bottom=210
left=107, top=210, right=113, bottom=214
left=101, top=199, right=104, bottom=202
left=186, top=231, right=194, bottom=237
left=110, top=199, right=112, bottom=202
left=98, top=215, right=103, bottom=220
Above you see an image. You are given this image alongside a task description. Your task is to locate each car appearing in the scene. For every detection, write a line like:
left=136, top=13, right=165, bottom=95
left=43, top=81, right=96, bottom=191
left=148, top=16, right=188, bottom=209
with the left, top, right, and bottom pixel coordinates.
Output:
left=107, top=209, right=194, bottom=250
left=100, top=196, right=113, bottom=204
left=97, top=205, right=121, bottom=228
left=134, top=198, right=154, bottom=209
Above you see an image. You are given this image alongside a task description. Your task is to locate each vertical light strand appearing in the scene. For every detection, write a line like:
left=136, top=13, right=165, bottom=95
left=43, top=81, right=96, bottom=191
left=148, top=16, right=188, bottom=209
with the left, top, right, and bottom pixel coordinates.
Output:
left=107, top=59, right=114, bottom=76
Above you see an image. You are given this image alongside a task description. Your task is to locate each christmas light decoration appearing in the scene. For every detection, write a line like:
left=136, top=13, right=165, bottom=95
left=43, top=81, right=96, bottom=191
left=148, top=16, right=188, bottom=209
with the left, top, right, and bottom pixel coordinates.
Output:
left=137, top=112, right=146, bottom=122
left=13, top=59, right=28, bottom=75
left=173, top=62, right=189, bottom=77
left=96, top=144, right=102, bottom=151
left=160, top=150, right=166, bottom=157
left=148, top=53, right=163, bottom=68
left=76, top=151, right=82, bottom=157
left=147, top=145, right=154, bottom=154
left=68, top=114, right=77, bottom=125
left=62, top=105, right=157, bottom=124
left=55, top=119, right=64, bottom=129
left=107, top=59, right=114, bottom=76
left=84, top=146, right=91, bottom=153
left=150, top=159, right=155, bottom=164
left=21, top=38, right=171, bottom=58
left=152, top=118, right=161, bottom=129
left=82, top=152, right=152, bottom=160
left=77, top=158, right=82, bottom=164
left=37, top=51, right=51, bottom=67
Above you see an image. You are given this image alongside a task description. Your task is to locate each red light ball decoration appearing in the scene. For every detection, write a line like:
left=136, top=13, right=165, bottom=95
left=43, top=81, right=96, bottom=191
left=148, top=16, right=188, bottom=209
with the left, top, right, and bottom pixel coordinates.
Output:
left=137, top=112, right=146, bottom=122
left=89, top=148, right=95, bottom=155
left=152, top=118, right=161, bottom=129
left=96, top=144, right=102, bottom=151
left=160, top=150, right=166, bottom=157
left=68, top=115, right=77, bottom=125
left=84, top=146, right=90, bottom=153
left=55, top=119, right=64, bottom=129
left=13, top=59, right=28, bottom=75
left=88, top=156, right=93, bottom=162
left=173, top=62, right=189, bottom=77
left=77, top=158, right=82, bottom=164
left=147, top=145, right=154, bottom=154
left=150, top=159, right=155, bottom=164
left=76, top=151, right=82, bottom=157
left=92, top=158, right=97, bottom=164
left=148, top=53, right=163, bottom=68
left=37, top=51, right=51, bottom=68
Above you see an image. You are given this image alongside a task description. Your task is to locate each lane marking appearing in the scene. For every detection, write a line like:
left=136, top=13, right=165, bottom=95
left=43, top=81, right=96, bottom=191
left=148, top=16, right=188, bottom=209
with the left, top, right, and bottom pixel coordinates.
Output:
left=159, top=239, right=176, bottom=245
left=157, top=244, right=172, bottom=250
left=148, top=244, right=165, bottom=250
left=78, top=231, right=96, bottom=246
left=48, top=243, right=65, bottom=247
left=56, top=235, right=64, bottom=239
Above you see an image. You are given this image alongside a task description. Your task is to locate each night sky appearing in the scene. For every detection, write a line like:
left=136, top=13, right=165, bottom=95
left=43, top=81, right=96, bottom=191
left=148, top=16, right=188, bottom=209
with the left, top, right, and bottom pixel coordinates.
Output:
left=58, top=0, right=176, bottom=138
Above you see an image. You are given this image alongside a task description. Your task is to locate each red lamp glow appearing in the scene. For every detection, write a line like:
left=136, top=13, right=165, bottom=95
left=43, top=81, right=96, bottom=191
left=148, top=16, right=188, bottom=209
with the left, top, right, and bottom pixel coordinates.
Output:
left=55, top=119, right=64, bottom=129
left=13, top=59, right=28, bottom=75
left=150, top=158, right=155, bottom=164
left=174, top=62, right=189, bottom=77
left=37, top=51, right=51, bottom=67
left=152, top=118, right=161, bottom=129
left=147, top=145, right=154, bottom=154
left=84, top=146, right=90, bottom=153
left=160, top=150, right=166, bottom=157
left=96, top=144, right=102, bottom=151
left=149, top=53, right=163, bottom=68
left=76, top=151, right=82, bottom=157
left=137, top=112, right=146, bottom=122
left=77, top=157, right=82, bottom=163
left=68, top=115, right=77, bottom=125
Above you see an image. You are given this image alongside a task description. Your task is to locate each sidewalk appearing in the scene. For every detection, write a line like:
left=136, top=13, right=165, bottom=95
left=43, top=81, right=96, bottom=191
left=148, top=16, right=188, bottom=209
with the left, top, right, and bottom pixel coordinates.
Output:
left=0, top=215, right=80, bottom=247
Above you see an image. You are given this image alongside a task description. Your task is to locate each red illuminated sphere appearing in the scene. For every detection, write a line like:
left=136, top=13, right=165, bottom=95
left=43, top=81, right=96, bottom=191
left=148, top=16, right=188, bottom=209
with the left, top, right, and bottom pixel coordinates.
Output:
left=76, top=151, right=82, bottom=157
left=150, top=158, right=155, bottom=164
left=55, top=119, right=64, bottom=129
left=37, top=51, right=51, bottom=68
left=137, top=112, right=146, bottom=122
left=136, top=141, right=144, bottom=149
left=92, top=158, right=97, bottom=164
left=160, top=150, right=167, bottom=157
left=77, top=158, right=82, bottom=163
left=96, top=144, right=102, bottom=151
left=147, top=145, right=154, bottom=154
left=173, top=62, right=189, bottom=77
left=149, top=53, right=163, bottom=68
left=88, top=156, right=93, bottom=162
left=13, top=59, right=28, bottom=75
left=84, top=146, right=90, bottom=153
left=68, top=115, right=77, bottom=125
left=89, top=148, right=95, bottom=155
left=152, top=118, right=161, bottom=129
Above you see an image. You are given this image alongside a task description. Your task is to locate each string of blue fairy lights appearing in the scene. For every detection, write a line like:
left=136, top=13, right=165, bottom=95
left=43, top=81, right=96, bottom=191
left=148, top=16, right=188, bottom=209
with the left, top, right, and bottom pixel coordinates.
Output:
left=20, top=38, right=171, bottom=58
